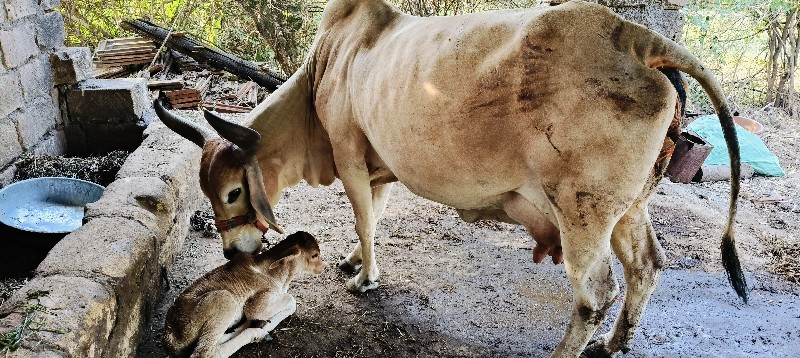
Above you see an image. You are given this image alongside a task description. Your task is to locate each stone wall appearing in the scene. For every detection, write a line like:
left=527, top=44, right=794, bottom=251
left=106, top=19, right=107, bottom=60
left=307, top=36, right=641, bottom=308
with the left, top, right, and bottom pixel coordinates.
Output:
left=0, top=120, right=203, bottom=357
left=0, top=0, right=72, bottom=186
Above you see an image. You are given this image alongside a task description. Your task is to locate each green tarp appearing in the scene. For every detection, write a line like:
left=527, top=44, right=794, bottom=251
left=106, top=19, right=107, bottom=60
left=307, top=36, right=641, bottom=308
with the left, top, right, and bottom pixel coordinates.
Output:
left=686, top=115, right=785, bottom=177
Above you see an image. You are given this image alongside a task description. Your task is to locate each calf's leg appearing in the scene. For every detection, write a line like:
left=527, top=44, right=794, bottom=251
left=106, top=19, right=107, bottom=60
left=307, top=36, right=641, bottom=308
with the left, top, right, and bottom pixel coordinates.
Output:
left=215, top=293, right=298, bottom=358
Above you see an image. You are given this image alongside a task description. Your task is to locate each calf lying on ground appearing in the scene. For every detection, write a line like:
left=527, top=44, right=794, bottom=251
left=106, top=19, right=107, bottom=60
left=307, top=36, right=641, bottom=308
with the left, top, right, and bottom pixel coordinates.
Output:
left=163, top=231, right=326, bottom=358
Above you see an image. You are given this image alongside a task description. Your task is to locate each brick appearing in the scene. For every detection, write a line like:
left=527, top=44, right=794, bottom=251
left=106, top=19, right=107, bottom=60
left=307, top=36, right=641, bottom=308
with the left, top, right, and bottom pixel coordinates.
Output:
left=49, top=47, right=92, bottom=85
left=40, top=0, right=60, bottom=11
left=0, top=275, right=116, bottom=357
left=3, top=0, right=39, bottom=21
left=35, top=10, right=64, bottom=50
left=11, top=97, right=57, bottom=149
left=19, top=55, right=53, bottom=101
left=0, top=23, right=39, bottom=68
left=0, top=71, right=23, bottom=118
left=0, top=117, right=22, bottom=168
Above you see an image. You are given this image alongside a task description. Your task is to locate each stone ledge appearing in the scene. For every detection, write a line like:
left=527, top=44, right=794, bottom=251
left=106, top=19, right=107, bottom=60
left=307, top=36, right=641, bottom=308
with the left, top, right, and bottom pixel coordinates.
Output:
left=0, top=275, right=117, bottom=357
left=0, top=117, right=204, bottom=357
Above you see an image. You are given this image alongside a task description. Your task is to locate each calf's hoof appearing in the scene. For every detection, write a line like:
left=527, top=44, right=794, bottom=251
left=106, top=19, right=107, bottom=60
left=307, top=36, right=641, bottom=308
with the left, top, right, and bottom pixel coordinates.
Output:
left=580, top=339, right=616, bottom=358
left=338, top=259, right=362, bottom=274
left=346, top=275, right=379, bottom=293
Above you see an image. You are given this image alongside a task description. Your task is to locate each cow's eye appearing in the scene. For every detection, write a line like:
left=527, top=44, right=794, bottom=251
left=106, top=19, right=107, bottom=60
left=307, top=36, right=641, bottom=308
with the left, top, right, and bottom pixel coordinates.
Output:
left=227, top=188, right=242, bottom=204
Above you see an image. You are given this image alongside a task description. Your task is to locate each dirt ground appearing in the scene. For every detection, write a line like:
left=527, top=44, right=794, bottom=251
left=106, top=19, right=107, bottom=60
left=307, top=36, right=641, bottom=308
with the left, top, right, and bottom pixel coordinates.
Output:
left=136, top=110, right=799, bottom=357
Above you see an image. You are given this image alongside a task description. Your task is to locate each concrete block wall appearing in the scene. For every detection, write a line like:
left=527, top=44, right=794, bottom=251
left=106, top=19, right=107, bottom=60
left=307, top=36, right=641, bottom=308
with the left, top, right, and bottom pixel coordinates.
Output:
left=0, top=0, right=69, bottom=187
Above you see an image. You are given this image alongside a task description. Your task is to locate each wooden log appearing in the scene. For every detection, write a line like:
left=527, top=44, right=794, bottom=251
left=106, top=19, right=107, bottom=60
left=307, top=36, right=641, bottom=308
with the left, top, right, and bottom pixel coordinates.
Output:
left=121, top=19, right=286, bottom=91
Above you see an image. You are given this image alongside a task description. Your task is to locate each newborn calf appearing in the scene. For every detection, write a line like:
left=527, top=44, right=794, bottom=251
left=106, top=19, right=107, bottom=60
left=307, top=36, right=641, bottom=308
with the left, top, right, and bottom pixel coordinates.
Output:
left=163, top=231, right=325, bottom=358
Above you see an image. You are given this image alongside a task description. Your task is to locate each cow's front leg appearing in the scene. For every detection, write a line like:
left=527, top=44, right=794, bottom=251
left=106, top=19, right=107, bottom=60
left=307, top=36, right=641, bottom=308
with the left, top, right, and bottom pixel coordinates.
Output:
left=333, top=144, right=381, bottom=292
left=339, top=183, right=393, bottom=274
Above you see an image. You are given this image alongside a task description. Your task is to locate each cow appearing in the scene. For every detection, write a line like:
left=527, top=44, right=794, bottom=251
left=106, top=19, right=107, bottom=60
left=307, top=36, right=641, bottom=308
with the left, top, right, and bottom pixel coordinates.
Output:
left=154, top=0, right=747, bottom=356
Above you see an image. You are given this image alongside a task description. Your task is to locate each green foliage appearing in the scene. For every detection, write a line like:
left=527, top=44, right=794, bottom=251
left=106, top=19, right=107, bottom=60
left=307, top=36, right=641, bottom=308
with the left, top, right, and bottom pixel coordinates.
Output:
left=60, top=0, right=273, bottom=65
left=683, top=0, right=800, bottom=111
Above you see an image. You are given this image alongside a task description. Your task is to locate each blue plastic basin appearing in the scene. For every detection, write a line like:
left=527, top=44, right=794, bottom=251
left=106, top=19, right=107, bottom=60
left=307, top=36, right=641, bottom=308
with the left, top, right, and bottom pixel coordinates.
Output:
left=0, top=177, right=104, bottom=233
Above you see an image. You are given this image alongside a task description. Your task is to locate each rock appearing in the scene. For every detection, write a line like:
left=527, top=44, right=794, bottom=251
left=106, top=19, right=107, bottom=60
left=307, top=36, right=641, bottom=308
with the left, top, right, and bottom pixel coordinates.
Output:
left=35, top=10, right=65, bottom=50
left=35, top=217, right=160, bottom=357
left=49, top=47, right=92, bottom=85
left=0, top=275, right=116, bottom=357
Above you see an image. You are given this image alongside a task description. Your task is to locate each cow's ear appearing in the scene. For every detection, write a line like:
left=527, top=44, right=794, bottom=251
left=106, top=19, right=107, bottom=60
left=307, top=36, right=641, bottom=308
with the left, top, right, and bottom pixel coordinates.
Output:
left=204, top=110, right=261, bottom=154
left=245, top=159, right=284, bottom=234
left=269, top=248, right=300, bottom=270
left=154, top=98, right=215, bottom=147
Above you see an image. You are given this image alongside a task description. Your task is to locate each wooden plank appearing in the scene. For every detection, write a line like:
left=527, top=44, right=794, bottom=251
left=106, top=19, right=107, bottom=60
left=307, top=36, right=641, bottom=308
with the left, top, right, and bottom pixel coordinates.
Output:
left=148, top=80, right=183, bottom=90
left=200, top=102, right=252, bottom=113
left=96, top=49, right=156, bottom=57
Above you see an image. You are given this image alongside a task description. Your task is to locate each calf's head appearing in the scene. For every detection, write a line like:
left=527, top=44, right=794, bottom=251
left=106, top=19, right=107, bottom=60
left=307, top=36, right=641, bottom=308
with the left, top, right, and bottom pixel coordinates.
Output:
left=267, top=231, right=327, bottom=275
left=154, top=99, right=283, bottom=259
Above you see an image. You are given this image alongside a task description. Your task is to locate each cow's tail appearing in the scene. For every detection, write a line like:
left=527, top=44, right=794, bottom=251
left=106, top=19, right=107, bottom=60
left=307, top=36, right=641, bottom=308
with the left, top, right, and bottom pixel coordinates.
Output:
left=613, top=20, right=747, bottom=303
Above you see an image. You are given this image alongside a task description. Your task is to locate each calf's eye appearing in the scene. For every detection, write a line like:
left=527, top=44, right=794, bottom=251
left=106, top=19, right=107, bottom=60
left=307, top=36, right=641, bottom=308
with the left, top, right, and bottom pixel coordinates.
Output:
left=312, top=253, right=319, bottom=259
left=227, top=188, right=242, bottom=204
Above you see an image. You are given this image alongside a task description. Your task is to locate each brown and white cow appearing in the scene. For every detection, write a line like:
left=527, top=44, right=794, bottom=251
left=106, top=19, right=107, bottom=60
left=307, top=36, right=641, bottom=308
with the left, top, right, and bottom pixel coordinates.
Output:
left=155, top=0, right=746, bottom=356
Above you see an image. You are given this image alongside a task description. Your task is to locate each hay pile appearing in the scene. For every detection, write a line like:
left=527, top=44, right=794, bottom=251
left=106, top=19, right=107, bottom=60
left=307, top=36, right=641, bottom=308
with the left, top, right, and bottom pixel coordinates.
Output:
left=14, top=151, right=129, bottom=187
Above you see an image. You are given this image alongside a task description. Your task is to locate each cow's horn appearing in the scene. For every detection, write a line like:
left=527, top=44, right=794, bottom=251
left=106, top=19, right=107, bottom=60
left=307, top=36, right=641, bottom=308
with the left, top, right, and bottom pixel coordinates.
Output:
left=154, top=98, right=215, bottom=147
left=203, top=110, right=261, bottom=154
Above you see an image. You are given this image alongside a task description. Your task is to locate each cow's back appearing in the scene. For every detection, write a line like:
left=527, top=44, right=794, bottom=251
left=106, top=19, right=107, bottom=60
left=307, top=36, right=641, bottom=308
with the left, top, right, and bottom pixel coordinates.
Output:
left=313, top=0, right=677, bottom=210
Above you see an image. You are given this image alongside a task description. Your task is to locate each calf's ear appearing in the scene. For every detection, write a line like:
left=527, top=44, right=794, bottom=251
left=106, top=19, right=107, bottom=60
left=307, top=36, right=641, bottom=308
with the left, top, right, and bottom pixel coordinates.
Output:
left=245, top=159, right=284, bottom=234
left=269, top=248, right=301, bottom=270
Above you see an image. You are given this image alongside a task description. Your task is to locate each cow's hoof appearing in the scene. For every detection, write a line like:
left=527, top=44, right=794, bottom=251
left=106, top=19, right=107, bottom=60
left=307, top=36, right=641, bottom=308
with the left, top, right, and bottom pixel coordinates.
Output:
left=338, top=259, right=362, bottom=274
left=581, top=339, right=616, bottom=358
left=346, top=276, right=379, bottom=293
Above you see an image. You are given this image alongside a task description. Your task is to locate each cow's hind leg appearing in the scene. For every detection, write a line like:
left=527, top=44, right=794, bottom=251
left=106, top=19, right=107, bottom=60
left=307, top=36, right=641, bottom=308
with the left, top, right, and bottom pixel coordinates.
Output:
left=584, top=201, right=665, bottom=357
left=553, top=224, right=619, bottom=358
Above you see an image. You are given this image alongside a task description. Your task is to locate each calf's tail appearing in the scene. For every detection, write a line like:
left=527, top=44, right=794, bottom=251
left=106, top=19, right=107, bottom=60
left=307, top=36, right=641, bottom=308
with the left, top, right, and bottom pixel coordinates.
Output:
left=613, top=20, right=747, bottom=303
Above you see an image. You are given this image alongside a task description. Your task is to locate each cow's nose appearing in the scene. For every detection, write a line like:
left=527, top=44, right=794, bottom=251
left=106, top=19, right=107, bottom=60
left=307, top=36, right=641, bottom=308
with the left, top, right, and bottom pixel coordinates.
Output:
left=223, top=248, right=238, bottom=260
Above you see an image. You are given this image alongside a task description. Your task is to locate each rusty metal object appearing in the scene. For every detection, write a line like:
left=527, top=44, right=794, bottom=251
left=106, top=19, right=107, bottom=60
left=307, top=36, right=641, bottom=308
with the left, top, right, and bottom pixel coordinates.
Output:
left=666, top=131, right=713, bottom=183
